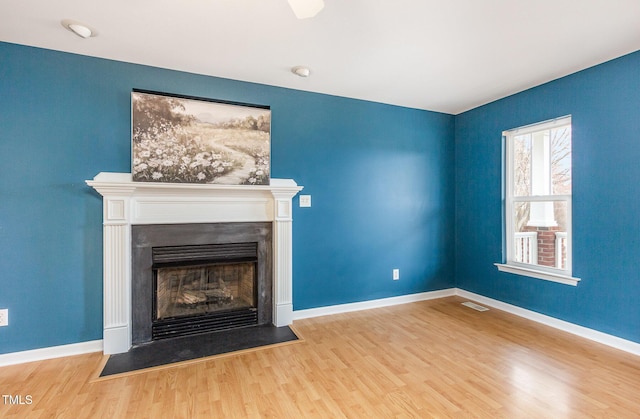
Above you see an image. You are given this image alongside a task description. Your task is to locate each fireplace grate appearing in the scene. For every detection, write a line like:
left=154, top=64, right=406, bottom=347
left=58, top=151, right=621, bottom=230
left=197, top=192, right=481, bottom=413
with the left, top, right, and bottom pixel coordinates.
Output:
left=152, top=308, right=258, bottom=340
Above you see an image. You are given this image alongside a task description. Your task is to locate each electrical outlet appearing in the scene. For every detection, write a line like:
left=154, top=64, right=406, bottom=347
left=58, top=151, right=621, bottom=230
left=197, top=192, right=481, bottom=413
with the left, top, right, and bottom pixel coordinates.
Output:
left=393, top=269, right=400, bottom=280
left=0, top=309, right=8, bottom=327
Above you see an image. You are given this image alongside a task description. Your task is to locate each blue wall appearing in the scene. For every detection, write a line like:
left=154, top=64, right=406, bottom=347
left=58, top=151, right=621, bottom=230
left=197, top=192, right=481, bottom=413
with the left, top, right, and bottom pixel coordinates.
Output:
left=0, top=42, right=455, bottom=354
left=455, top=50, right=640, bottom=343
left=4, top=39, right=637, bottom=355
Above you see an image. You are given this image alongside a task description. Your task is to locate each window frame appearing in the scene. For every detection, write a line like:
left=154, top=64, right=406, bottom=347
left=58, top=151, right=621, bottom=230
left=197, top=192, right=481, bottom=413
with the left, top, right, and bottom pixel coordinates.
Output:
left=495, top=116, right=580, bottom=286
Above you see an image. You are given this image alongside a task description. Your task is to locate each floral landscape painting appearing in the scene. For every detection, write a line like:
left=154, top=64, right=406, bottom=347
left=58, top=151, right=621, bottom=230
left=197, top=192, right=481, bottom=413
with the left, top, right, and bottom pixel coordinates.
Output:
left=132, top=91, right=270, bottom=185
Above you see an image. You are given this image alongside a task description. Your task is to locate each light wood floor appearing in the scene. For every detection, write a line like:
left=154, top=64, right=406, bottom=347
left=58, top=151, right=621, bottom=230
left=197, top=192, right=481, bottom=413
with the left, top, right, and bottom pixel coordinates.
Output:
left=1, top=296, right=639, bottom=418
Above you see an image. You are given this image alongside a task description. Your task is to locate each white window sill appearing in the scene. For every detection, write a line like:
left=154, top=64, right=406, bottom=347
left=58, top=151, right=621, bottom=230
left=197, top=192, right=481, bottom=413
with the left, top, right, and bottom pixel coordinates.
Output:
left=495, top=263, right=581, bottom=286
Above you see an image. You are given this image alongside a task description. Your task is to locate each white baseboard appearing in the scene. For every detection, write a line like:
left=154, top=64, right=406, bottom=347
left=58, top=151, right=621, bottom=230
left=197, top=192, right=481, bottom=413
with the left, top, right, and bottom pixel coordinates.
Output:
left=455, top=289, right=640, bottom=357
left=0, top=291, right=455, bottom=367
left=0, top=340, right=103, bottom=367
left=3, top=287, right=638, bottom=367
left=293, top=288, right=456, bottom=320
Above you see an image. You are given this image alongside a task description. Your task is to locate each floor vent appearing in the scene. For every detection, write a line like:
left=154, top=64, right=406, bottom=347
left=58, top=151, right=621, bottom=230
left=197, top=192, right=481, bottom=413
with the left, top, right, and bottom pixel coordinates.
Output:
left=461, top=301, right=489, bottom=312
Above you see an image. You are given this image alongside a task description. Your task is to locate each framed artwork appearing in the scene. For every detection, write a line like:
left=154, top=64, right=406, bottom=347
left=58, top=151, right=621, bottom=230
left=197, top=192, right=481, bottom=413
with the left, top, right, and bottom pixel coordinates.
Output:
left=131, top=90, right=270, bottom=185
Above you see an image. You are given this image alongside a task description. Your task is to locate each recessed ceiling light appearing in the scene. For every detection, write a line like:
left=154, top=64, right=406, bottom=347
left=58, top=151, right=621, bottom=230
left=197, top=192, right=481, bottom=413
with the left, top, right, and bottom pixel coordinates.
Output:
left=291, top=66, right=311, bottom=77
left=61, top=19, right=96, bottom=38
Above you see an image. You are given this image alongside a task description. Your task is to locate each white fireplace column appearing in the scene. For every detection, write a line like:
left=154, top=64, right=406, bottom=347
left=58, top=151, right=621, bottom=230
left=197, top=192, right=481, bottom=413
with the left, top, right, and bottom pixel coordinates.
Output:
left=271, top=188, right=296, bottom=327
left=87, top=172, right=303, bottom=354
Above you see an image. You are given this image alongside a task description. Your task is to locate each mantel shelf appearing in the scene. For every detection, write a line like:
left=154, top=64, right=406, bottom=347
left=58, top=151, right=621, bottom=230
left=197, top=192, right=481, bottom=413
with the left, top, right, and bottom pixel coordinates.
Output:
left=86, top=172, right=303, bottom=196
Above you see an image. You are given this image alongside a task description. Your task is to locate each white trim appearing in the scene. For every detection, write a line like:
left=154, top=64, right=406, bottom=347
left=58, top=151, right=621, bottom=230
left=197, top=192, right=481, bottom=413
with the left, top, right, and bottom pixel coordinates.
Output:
left=3, top=288, right=640, bottom=366
left=0, top=340, right=103, bottom=367
left=495, top=263, right=580, bottom=286
left=512, top=194, right=571, bottom=202
left=293, top=289, right=456, bottom=320
left=455, top=289, right=640, bottom=356
left=504, top=115, right=572, bottom=136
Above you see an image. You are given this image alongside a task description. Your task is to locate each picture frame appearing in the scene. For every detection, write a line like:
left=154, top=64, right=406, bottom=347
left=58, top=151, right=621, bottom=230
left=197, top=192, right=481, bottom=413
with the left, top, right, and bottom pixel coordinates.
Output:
left=131, top=90, right=270, bottom=185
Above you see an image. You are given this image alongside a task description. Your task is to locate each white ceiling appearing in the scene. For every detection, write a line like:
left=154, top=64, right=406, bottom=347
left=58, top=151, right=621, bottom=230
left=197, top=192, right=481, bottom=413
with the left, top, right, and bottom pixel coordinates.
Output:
left=1, top=0, right=639, bottom=114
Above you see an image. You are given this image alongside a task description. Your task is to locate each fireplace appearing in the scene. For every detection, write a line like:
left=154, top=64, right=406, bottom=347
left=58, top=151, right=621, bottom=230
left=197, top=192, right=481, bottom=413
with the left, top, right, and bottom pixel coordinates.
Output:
left=153, top=244, right=258, bottom=340
left=131, top=222, right=272, bottom=345
left=86, top=172, right=302, bottom=354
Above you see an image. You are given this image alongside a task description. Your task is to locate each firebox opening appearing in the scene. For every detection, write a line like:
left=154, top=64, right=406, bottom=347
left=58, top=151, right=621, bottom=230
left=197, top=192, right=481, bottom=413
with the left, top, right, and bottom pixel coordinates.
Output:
left=154, top=261, right=257, bottom=320
left=150, top=242, right=260, bottom=340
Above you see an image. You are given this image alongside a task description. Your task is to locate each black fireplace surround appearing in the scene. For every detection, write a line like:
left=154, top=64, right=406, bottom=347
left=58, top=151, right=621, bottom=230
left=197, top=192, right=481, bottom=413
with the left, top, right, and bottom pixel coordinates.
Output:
left=131, top=222, right=273, bottom=345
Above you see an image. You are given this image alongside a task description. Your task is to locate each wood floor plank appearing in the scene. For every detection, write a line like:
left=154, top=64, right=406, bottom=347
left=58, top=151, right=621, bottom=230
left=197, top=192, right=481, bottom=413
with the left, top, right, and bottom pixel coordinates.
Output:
left=1, top=296, right=640, bottom=418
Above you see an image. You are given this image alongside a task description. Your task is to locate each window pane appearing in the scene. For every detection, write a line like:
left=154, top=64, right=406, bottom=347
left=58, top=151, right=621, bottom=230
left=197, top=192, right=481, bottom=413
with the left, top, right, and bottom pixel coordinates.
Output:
left=550, top=126, right=571, bottom=195
left=512, top=134, right=531, bottom=196
left=512, top=201, right=568, bottom=269
left=553, top=201, right=569, bottom=270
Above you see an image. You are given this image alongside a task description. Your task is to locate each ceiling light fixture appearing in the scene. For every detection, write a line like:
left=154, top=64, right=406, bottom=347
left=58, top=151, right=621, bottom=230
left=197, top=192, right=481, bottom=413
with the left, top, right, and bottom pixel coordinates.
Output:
left=61, top=19, right=95, bottom=38
left=287, top=0, right=325, bottom=19
left=291, top=66, right=311, bottom=77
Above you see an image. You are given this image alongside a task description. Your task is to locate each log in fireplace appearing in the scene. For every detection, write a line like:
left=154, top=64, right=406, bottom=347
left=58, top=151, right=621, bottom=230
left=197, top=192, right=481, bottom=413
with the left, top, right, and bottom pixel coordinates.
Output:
left=131, top=222, right=273, bottom=345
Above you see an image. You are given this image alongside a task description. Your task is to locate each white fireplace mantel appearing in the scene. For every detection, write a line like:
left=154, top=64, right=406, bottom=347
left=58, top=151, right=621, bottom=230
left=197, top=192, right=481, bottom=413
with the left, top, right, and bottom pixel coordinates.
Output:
left=86, top=172, right=303, bottom=354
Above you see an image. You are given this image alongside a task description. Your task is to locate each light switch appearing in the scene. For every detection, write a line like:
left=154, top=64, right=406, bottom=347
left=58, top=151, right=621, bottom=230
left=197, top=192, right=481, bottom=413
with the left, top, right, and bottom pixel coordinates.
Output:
left=299, top=195, right=311, bottom=207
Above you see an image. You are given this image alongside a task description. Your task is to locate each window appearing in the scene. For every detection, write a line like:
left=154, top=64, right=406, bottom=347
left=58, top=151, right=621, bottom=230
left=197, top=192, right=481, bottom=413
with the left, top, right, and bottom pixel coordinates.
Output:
left=496, top=116, right=580, bottom=286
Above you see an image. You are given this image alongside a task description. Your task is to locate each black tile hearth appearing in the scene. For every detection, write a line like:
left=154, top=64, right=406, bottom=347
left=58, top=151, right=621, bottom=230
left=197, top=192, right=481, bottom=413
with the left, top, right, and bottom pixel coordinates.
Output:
left=99, top=325, right=298, bottom=377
